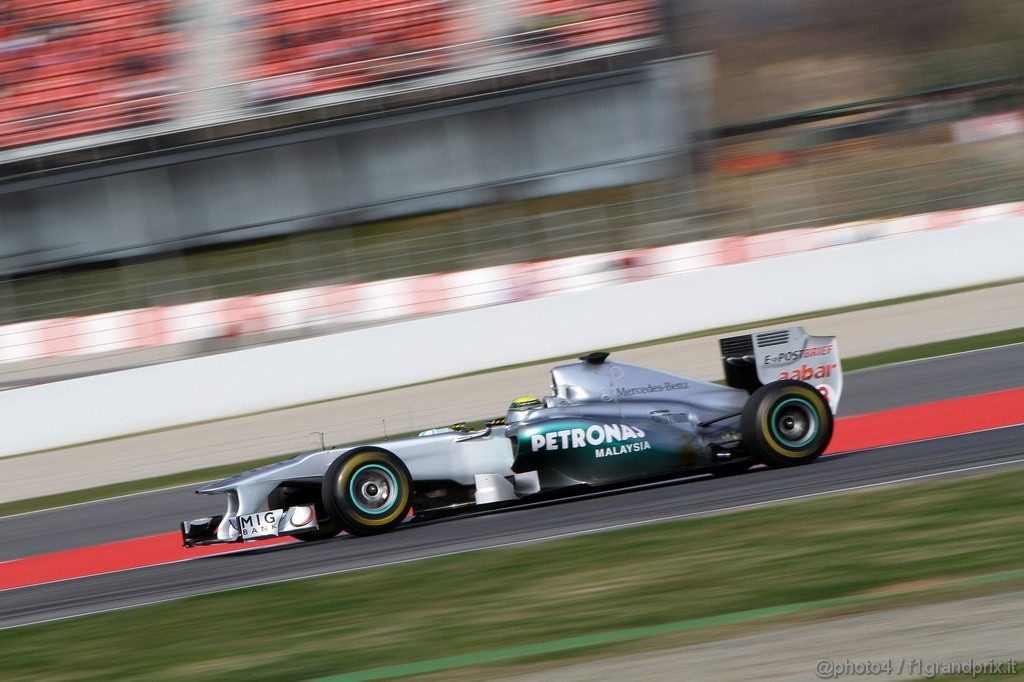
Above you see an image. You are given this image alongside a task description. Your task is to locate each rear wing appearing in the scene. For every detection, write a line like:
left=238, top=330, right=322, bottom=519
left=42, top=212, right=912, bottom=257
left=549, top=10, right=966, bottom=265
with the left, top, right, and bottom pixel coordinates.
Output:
left=720, top=327, right=843, bottom=412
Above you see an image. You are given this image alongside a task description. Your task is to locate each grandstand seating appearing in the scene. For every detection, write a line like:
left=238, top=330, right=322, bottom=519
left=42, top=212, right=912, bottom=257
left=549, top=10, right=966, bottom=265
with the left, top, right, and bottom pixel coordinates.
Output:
left=0, top=0, right=659, bottom=149
left=0, top=0, right=180, bottom=148
left=510, top=0, right=659, bottom=51
left=241, top=0, right=659, bottom=103
left=237, top=0, right=467, bottom=103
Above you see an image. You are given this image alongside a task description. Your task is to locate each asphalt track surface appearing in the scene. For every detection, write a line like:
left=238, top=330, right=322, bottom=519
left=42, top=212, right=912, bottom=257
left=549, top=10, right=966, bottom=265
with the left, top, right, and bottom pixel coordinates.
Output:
left=1, top=345, right=1022, bottom=629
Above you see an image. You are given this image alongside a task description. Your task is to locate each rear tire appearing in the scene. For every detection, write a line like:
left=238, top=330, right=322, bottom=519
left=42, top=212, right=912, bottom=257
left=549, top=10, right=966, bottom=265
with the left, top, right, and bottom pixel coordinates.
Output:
left=321, top=448, right=412, bottom=536
left=741, top=380, right=832, bottom=468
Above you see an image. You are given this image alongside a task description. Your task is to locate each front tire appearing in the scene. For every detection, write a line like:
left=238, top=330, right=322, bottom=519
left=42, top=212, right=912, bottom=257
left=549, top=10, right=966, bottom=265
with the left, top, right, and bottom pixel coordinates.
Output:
left=321, top=448, right=412, bottom=536
left=741, top=380, right=832, bottom=468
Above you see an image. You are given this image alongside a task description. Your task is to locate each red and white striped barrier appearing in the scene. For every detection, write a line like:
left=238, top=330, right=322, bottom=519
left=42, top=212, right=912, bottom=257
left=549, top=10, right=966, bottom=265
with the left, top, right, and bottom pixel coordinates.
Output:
left=3, top=206, right=1024, bottom=457
left=2, top=202, right=1022, bottom=365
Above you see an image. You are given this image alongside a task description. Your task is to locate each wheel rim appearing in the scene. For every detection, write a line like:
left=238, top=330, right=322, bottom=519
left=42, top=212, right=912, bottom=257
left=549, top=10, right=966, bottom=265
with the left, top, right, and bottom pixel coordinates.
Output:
left=348, top=464, right=400, bottom=515
left=769, top=398, right=818, bottom=448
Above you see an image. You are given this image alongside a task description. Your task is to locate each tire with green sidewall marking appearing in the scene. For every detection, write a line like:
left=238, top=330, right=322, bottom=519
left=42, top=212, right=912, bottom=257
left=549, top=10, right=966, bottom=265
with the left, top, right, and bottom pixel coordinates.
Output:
left=740, top=380, right=833, bottom=468
left=321, top=447, right=412, bottom=536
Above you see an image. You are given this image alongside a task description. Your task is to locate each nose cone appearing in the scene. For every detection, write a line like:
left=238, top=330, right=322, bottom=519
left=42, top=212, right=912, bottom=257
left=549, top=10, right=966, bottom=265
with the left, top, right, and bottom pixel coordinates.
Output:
left=194, top=456, right=297, bottom=494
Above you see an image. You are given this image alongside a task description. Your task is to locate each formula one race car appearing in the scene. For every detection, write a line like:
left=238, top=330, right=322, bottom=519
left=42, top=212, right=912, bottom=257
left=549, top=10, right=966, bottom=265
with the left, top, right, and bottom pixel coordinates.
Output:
left=181, top=327, right=842, bottom=546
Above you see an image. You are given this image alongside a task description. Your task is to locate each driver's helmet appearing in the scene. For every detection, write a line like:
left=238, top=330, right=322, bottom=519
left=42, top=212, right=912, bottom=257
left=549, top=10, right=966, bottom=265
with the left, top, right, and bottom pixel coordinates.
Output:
left=506, top=395, right=543, bottom=424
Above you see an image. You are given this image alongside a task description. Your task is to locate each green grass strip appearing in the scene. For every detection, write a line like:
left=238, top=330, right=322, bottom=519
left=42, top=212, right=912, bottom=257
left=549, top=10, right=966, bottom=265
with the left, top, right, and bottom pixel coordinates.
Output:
left=842, top=327, right=1024, bottom=372
left=309, top=568, right=1024, bottom=682
left=3, top=469, right=1024, bottom=681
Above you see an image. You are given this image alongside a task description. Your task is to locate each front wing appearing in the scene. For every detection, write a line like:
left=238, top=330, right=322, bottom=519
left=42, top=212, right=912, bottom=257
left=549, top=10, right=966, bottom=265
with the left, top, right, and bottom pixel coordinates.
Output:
left=181, top=504, right=319, bottom=547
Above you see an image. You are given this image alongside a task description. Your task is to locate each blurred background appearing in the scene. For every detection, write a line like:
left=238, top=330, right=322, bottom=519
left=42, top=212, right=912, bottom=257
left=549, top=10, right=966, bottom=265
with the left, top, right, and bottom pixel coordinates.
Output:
left=0, top=0, right=1021, bottom=378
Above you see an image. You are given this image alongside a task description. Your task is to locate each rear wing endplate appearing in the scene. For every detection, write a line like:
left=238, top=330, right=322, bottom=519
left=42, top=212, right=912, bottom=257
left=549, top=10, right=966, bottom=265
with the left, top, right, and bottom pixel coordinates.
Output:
left=720, top=327, right=843, bottom=412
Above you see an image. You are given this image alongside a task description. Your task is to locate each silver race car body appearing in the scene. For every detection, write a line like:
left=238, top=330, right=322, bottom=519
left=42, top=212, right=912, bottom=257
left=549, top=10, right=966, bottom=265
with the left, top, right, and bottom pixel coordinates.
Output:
left=181, top=326, right=842, bottom=546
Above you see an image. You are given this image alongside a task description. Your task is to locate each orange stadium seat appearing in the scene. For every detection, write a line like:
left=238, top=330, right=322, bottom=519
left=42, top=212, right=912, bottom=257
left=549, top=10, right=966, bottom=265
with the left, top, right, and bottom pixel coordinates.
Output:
left=0, top=0, right=179, bottom=149
left=0, top=0, right=658, bottom=148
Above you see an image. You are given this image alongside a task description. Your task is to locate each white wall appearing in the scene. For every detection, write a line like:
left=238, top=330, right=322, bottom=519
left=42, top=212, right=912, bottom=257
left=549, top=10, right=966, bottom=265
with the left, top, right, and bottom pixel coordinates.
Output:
left=4, top=217, right=1023, bottom=457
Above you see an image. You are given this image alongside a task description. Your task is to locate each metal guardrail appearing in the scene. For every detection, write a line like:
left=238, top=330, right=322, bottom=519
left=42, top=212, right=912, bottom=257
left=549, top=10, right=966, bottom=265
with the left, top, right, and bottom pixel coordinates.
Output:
left=1, top=128, right=1021, bottom=332
left=1, top=197, right=1022, bottom=389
